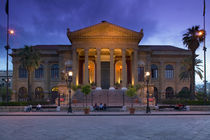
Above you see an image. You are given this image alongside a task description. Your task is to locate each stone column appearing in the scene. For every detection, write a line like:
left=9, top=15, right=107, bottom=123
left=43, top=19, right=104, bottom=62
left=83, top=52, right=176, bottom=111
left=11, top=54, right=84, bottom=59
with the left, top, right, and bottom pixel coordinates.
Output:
left=72, top=48, right=77, bottom=85
left=159, top=61, right=165, bottom=99
left=122, top=48, right=127, bottom=89
left=43, top=61, right=50, bottom=99
left=84, top=48, right=89, bottom=85
left=96, top=48, right=101, bottom=90
left=109, top=48, right=114, bottom=90
left=133, top=49, right=138, bottom=86
left=175, top=61, right=179, bottom=93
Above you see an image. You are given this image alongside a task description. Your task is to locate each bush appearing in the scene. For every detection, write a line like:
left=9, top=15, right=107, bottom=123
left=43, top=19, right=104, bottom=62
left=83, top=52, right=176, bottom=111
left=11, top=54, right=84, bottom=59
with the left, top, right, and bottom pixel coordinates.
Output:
left=176, top=90, right=191, bottom=99
left=160, top=99, right=210, bottom=105
left=0, top=101, right=51, bottom=106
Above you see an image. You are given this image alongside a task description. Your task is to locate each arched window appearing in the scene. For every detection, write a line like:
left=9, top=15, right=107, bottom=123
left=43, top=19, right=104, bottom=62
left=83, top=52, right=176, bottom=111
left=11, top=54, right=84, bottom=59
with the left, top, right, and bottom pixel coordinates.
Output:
left=154, top=87, right=158, bottom=105
left=35, top=87, right=44, bottom=99
left=35, top=64, right=44, bottom=78
left=138, top=67, right=144, bottom=82
left=151, top=64, right=158, bottom=79
left=166, top=87, right=174, bottom=99
left=19, top=66, right=27, bottom=78
left=51, top=64, right=59, bottom=79
left=181, top=87, right=189, bottom=92
left=18, top=87, right=27, bottom=101
left=165, top=64, right=174, bottom=79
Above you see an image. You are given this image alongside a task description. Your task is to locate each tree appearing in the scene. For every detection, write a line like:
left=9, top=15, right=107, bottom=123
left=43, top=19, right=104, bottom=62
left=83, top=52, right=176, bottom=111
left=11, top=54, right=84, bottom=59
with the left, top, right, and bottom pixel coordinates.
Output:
left=18, top=46, right=40, bottom=101
left=179, top=57, right=203, bottom=99
left=182, top=26, right=204, bottom=99
left=81, top=85, right=91, bottom=108
left=126, top=84, right=142, bottom=108
left=0, top=87, right=13, bottom=102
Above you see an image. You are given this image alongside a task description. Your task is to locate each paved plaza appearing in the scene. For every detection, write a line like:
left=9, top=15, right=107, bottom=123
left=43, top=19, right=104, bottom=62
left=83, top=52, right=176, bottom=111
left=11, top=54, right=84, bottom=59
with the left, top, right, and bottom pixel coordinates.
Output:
left=0, top=115, right=210, bottom=140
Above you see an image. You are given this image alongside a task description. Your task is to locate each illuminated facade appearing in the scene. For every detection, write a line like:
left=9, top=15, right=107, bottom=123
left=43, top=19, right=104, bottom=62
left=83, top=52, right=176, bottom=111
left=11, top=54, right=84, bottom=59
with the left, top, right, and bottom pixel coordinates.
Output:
left=11, top=21, right=191, bottom=103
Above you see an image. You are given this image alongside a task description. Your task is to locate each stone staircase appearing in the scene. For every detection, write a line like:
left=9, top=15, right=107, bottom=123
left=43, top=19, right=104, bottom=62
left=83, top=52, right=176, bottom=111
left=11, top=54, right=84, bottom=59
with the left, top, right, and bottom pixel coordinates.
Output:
left=72, top=89, right=141, bottom=107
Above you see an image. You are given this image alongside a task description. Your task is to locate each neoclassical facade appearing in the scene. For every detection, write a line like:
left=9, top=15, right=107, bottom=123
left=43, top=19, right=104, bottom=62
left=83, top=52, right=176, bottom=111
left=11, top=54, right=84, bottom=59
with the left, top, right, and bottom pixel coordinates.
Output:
left=11, top=21, right=190, bottom=102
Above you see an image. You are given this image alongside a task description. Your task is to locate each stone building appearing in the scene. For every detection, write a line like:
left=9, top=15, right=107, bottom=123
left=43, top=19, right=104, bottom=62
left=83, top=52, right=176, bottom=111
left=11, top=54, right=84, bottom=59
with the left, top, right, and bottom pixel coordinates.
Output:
left=11, top=21, right=190, bottom=104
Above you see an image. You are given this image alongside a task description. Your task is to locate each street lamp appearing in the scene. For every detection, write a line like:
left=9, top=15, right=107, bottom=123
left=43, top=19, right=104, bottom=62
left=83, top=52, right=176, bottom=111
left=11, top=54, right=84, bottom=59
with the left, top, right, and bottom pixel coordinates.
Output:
left=145, top=71, right=150, bottom=113
left=197, top=29, right=207, bottom=102
left=61, top=70, right=73, bottom=113
left=5, top=29, right=14, bottom=103
left=67, top=71, right=73, bottom=113
left=9, top=29, right=14, bottom=35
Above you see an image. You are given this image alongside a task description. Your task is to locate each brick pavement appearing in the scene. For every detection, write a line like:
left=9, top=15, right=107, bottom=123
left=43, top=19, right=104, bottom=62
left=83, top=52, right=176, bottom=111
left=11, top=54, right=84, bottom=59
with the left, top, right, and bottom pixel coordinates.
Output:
left=0, top=115, right=210, bottom=140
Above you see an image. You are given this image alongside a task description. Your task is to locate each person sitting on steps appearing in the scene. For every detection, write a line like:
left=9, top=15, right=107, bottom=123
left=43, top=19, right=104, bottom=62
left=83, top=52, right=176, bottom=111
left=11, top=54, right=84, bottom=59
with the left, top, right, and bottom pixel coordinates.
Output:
left=99, top=103, right=104, bottom=111
left=94, top=103, right=99, bottom=111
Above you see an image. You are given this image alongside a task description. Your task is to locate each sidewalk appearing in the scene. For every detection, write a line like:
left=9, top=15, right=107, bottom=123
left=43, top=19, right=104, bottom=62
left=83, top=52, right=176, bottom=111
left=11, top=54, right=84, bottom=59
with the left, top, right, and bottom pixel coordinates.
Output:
left=1, top=111, right=210, bottom=116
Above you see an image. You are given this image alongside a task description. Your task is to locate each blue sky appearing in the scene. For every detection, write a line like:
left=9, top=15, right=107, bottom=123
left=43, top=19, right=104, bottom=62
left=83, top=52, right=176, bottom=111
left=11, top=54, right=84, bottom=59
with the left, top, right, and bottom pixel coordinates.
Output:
left=0, top=0, right=209, bottom=84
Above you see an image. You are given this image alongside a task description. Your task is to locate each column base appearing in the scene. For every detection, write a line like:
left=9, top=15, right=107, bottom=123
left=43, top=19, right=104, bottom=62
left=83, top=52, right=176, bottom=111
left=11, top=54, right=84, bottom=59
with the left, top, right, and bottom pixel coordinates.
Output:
left=96, top=87, right=102, bottom=90
left=109, top=87, right=115, bottom=90
left=121, top=87, right=127, bottom=90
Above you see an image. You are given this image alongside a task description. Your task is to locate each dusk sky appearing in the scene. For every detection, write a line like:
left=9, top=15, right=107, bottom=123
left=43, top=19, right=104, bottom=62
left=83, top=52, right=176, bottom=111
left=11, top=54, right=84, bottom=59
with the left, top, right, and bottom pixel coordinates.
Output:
left=0, top=0, right=209, bottom=84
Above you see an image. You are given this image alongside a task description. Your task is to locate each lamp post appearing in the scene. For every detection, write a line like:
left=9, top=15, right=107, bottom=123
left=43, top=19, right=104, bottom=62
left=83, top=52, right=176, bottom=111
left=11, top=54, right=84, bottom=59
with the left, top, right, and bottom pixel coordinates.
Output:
left=62, top=70, right=73, bottom=113
left=145, top=71, right=150, bottom=113
left=67, top=71, right=73, bottom=113
left=5, top=29, right=14, bottom=103
left=197, top=29, right=207, bottom=102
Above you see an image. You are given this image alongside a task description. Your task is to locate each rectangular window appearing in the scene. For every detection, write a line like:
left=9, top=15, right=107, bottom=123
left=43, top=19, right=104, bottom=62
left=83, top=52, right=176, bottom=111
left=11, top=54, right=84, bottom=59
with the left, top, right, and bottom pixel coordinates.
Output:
left=165, top=70, right=174, bottom=79
left=152, top=69, right=158, bottom=79
left=138, top=67, right=144, bottom=82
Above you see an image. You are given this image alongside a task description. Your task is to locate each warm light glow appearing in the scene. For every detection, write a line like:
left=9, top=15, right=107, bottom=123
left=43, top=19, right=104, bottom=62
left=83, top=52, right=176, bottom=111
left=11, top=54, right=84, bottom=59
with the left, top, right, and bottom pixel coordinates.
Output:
left=145, top=71, right=150, bottom=77
left=9, top=29, right=14, bottom=35
left=197, top=30, right=205, bottom=37
left=68, top=71, right=73, bottom=76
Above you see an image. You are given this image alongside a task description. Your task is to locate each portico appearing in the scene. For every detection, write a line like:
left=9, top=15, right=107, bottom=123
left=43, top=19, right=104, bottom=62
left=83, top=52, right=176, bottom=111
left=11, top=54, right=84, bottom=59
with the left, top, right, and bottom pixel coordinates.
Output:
left=11, top=21, right=191, bottom=103
left=67, top=21, right=143, bottom=89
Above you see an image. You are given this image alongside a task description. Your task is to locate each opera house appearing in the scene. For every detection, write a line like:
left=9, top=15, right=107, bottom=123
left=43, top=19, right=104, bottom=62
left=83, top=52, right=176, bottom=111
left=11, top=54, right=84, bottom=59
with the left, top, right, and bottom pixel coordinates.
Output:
left=11, top=21, right=190, bottom=105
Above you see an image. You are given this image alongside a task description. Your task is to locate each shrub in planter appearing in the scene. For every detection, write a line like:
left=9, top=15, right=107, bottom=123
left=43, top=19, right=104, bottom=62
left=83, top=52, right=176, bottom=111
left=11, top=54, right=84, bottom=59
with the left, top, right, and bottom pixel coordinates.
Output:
left=126, top=86, right=137, bottom=114
left=72, top=84, right=82, bottom=92
left=81, top=85, right=91, bottom=114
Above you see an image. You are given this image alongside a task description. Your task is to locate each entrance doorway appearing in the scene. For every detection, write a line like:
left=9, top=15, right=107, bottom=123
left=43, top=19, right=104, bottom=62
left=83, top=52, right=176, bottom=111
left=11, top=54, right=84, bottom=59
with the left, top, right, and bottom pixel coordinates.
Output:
left=101, top=62, right=110, bottom=89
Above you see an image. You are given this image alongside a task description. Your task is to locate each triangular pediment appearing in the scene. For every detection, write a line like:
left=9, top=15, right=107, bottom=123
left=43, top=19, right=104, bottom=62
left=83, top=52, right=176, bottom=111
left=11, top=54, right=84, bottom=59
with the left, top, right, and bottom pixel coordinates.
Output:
left=67, top=21, right=143, bottom=42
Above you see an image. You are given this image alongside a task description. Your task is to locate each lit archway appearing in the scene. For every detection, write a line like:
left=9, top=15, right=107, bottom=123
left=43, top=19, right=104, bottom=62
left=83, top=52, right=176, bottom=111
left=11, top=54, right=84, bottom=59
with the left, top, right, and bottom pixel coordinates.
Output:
left=88, top=61, right=95, bottom=84
left=82, top=60, right=95, bottom=84
left=115, top=61, right=122, bottom=84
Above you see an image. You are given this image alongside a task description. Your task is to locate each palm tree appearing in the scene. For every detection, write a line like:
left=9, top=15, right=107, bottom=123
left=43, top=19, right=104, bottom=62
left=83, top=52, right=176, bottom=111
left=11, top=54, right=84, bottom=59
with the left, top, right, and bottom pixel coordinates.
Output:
left=19, top=46, right=40, bottom=101
left=179, top=56, right=203, bottom=98
left=182, top=26, right=204, bottom=98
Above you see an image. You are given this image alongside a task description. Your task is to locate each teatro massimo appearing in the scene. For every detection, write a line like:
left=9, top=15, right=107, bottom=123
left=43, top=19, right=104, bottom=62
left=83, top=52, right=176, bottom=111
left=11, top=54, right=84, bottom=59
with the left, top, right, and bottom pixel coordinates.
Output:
left=11, top=21, right=191, bottom=105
